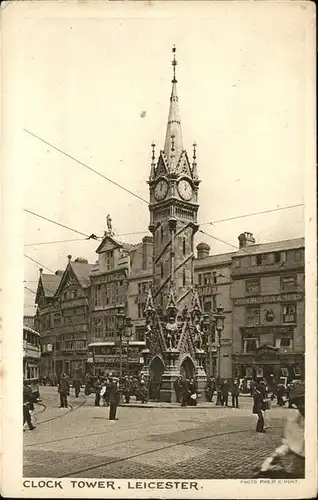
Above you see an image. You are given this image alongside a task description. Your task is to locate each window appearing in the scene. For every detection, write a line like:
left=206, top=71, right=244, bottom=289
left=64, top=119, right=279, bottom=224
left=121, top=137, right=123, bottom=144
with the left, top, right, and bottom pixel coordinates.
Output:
left=281, top=276, right=297, bottom=291
left=275, top=337, right=293, bottom=349
left=138, top=303, right=145, bottom=319
left=251, top=255, right=262, bottom=266
left=161, top=226, right=164, bottom=243
left=135, top=326, right=145, bottom=341
left=73, top=289, right=78, bottom=298
left=75, top=341, right=86, bottom=350
left=203, top=299, right=212, bottom=312
left=160, top=263, right=164, bottom=279
left=243, top=338, right=260, bottom=353
left=203, top=272, right=211, bottom=285
left=234, top=259, right=240, bottom=268
left=212, top=272, right=217, bottom=284
left=106, top=250, right=113, bottom=271
left=294, top=249, right=303, bottom=262
left=245, top=279, right=260, bottom=294
left=198, top=274, right=202, bottom=286
left=183, top=237, right=186, bottom=256
left=246, top=306, right=260, bottom=326
left=183, top=268, right=186, bottom=286
left=282, top=303, right=296, bottom=323
left=262, top=253, right=275, bottom=265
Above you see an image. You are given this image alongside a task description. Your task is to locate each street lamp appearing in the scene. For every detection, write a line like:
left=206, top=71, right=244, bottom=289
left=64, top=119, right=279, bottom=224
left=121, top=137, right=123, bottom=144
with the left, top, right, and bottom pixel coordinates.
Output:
left=116, top=312, right=133, bottom=379
left=214, top=306, right=225, bottom=381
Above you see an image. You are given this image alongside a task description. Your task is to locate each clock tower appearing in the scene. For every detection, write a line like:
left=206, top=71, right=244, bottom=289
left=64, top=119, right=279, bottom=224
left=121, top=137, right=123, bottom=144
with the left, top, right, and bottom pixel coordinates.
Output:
left=148, top=46, right=200, bottom=312
left=142, top=47, right=207, bottom=402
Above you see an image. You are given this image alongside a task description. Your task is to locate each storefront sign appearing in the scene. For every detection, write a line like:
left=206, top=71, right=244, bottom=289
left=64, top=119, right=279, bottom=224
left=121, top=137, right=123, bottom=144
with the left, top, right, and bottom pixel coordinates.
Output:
left=94, top=355, right=140, bottom=364
left=241, top=326, right=294, bottom=335
left=233, top=293, right=303, bottom=306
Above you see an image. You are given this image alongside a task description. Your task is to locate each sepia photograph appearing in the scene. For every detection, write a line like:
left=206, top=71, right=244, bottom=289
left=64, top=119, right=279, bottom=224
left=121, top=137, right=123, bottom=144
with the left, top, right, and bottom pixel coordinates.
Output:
left=1, top=1, right=316, bottom=498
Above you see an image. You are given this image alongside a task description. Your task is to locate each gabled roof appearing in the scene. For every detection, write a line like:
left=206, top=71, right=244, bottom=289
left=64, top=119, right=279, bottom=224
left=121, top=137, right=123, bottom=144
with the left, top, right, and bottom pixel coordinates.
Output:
left=70, top=261, right=94, bottom=288
left=55, top=260, right=93, bottom=296
left=35, top=273, right=62, bottom=303
left=95, top=235, right=124, bottom=254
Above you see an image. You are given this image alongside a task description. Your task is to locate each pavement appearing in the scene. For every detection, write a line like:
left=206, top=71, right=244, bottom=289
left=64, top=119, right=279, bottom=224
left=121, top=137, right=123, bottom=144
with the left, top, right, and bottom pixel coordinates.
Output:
left=23, top=386, right=295, bottom=479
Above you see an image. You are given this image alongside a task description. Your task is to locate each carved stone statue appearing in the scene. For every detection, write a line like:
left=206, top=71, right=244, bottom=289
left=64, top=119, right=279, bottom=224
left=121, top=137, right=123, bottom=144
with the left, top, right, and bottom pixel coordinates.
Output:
left=106, top=214, right=114, bottom=236
left=193, top=317, right=203, bottom=350
left=144, top=320, right=152, bottom=350
left=165, top=316, right=177, bottom=349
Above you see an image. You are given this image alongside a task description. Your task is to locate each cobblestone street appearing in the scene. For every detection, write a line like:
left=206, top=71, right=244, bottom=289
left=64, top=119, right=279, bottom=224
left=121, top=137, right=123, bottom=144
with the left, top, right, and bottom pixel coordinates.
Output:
left=23, top=387, right=294, bottom=479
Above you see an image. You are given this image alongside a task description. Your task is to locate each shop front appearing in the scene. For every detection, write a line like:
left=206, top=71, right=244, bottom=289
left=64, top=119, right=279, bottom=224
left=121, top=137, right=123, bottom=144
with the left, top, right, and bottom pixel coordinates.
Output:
left=88, top=341, right=145, bottom=377
left=232, top=346, right=304, bottom=385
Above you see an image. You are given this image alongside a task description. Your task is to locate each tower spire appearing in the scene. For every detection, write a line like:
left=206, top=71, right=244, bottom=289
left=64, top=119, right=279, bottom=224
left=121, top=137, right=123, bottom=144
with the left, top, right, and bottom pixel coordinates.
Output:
left=163, top=46, right=183, bottom=168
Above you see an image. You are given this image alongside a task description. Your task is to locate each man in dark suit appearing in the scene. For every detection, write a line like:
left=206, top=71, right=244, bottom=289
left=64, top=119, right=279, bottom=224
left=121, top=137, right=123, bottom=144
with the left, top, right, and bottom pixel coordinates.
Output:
left=253, top=384, right=265, bottom=433
left=23, top=381, right=36, bottom=430
left=109, top=377, right=120, bottom=420
left=222, top=380, right=229, bottom=407
left=231, top=379, right=240, bottom=408
left=58, top=373, right=70, bottom=408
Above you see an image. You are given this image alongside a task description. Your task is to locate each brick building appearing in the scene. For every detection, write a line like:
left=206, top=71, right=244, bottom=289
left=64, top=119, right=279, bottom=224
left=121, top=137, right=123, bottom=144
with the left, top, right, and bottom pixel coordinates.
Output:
left=87, top=234, right=152, bottom=376
left=231, top=233, right=305, bottom=383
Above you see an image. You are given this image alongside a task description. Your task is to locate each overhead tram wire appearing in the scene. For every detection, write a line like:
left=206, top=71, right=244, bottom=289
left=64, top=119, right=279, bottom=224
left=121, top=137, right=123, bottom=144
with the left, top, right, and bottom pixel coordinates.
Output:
left=200, top=203, right=304, bottom=226
left=23, top=203, right=304, bottom=247
left=24, top=254, right=55, bottom=273
left=24, top=129, right=149, bottom=205
left=23, top=130, right=303, bottom=254
left=24, top=129, right=303, bottom=222
left=24, top=209, right=93, bottom=239
left=24, top=237, right=89, bottom=247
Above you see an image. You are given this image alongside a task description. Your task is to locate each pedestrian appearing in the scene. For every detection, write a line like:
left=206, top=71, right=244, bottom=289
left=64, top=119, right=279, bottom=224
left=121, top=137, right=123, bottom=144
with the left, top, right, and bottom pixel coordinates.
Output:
left=58, top=373, right=70, bottom=408
left=204, top=377, right=213, bottom=402
left=231, top=379, right=240, bottom=408
left=73, top=377, right=81, bottom=398
left=173, top=376, right=183, bottom=403
left=253, top=384, right=265, bottom=433
left=100, top=378, right=108, bottom=406
left=222, top=380, right=229, bottom=407
left=123, top=376, right=131, bottom=404
left=23, top=381, right=36, bottom=431
left=188, top=378, right=198, bottom=406
left=259, top=384, right=305, bottom=477
left=250, top=378, right=256, bottom=397
left=215, top=380, right=223, bottom=406
left=139, top=378, right=148, bottom=403
left=108, top=376, right=120, bottom=420
left=276, top=380, right=286, bottom=406
left=180, top=377, right=190, bottom=407
left=259, top=379, right=270, bottom=428
left=94, top=378, right=101, bottom=406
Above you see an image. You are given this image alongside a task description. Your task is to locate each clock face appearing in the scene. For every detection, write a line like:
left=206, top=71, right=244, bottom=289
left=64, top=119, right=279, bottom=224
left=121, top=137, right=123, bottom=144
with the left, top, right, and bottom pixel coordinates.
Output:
left=154, top=179, right=168, bottom=201
left=178, top=179, right=193, bottom=201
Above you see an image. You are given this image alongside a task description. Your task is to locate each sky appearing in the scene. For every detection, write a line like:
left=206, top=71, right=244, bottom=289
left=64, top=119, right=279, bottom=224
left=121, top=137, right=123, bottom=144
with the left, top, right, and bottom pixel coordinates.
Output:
left=2, top=1, right=313, bottom=316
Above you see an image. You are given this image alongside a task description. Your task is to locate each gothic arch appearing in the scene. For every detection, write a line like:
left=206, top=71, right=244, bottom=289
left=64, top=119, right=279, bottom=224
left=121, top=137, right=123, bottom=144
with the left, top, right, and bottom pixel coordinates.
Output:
left=180, top=354, right=195, bottom=380
left=149, top=355, right=165, bottom=401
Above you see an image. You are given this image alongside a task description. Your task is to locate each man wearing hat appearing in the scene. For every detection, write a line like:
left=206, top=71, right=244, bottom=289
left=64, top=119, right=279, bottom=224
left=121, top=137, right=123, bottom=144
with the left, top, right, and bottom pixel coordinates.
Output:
left=108, top=376, right=120, bottom=420
left=260, top=383, right=305, bottom=477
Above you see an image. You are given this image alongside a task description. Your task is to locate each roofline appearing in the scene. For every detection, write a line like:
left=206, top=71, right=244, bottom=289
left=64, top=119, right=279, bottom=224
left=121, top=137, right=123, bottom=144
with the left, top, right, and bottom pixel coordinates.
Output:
left=23, top=325, right=40, bottom=336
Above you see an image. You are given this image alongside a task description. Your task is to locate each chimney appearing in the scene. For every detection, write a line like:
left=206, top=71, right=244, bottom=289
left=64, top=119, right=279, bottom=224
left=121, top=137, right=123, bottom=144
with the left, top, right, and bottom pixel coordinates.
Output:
left=142, top=235, right=153, bottom=270
left=238, top=232, right=256, bottom=249
left=74, top=257, right=88, bottom=264
left=196, top=242, right=210, bottom=259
